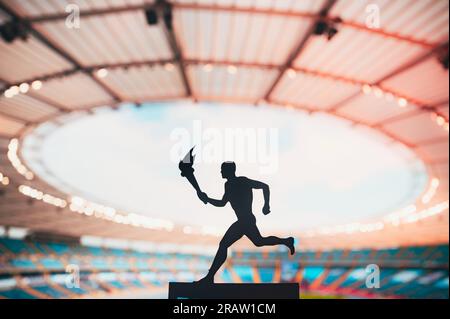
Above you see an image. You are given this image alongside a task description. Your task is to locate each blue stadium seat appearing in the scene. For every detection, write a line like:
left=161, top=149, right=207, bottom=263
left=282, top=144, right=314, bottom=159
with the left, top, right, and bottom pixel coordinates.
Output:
left=280, top=261, right=299, bottom=282
left=46, top=243, right=70, bottom=255
left=0, top=288, right=37, bottom=299
left=61, top=284, right=88, bottom=296
left=91, top=258, right=110, bottom=270
left=357, top=268, right=397, bottom=290
left=152, top=260, right=169, bottom=271
left=427, top=245, right=449, bottom=265
left=379, top=269, right=423, bottom=294
left=108, top=248, right=126, bottom=257
left=10, top=258, right=36, bottom=269
left=347, top=249, right=372, bottom=263
left=108, top=281, right=125, bottom=289
left=129, top=279, right=146, bottom=288
left=88, top=246, right=105, bottom=256
left=32, top=285, right=68, bottom=298
left=221, top=268, right=233, bottom=283
left=302, top=266, right=325, bottom=284
left=233, top=265, right=254, bottom=283
left=374, top=248, right=401, bottom=262
left=135, top=259, right=150, bottom=270
left=322, top=268, right=346, bottom=286
left=40, top=258, right=64, bottom=269
left=330, top=250, right=344, bottom=262
left=0, top=238, right=36, bottom=254
left=339, top=268, right=367, bottom=288
left=113, top=258, right=131, bottom=270
left=0, top=237, right=447, bottom=299
left=258, top=267, right=275, bottom=283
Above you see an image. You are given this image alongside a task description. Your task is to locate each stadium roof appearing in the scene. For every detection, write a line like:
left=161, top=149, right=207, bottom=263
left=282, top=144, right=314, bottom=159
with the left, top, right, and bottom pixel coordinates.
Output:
left=0, top=0, right=448, bottom=250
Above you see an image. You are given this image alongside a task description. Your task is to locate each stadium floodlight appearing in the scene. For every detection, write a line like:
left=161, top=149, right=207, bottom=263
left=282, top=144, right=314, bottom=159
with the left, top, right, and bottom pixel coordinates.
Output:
left=327, top=26, right=339, bottom=41
left=96, top=68, right=108, bottom=78
left=145, top=0, right=173, bottom=30
left=0, top=20, right=29, bottom=43
left=313, top=20, right=328, bottom=36
left=313, top=11, right=341, bottom=42
left=438, top=50, right=449, bottom=70
left=398, top=97, right=408, bottom=108
left=19, top=83, right=30, bottom=93
left=145, top=7, right=158, bottom=26
left=162, top=5, right=173, bottom=31
left=31, top=80, right=43, bottom=90
left=227, top=65, right=238, bottom=75
left=203, top=64, right=213, bottom=72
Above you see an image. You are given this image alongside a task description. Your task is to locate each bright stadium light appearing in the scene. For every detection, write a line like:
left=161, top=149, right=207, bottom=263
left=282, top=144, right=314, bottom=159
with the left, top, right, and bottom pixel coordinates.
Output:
left=7, top=139, right=34, bottom=180
left=7, top=227, right=28, bottom=239
left=422, top=178, right=440, bottom=204
left=436, top=115, right=446, bottom=126
left=203, top=64, right=213, bottom=73
left=287, top=68, right=297, bottom=79
left=96, top=68, right=108, bottom=78
left=398, top=97, right=408, bottom=108
left=31, top=80, right=42, bottom=90
left=362, top=84, right=372, bottom=95
left=4, top=88, right=14, bottom=98
left=9, top=85, right=19, bottom=96
left=373, top=87, right=384, bottom=98
left=227, top=65, right=237, bottom=75
left=1, top=176, right=9, bottom=186
left=164, top=63, right=175, bottom=72
left=19, top=83, right=29, bottom=93
left=18, top=185, right=67, bottom=208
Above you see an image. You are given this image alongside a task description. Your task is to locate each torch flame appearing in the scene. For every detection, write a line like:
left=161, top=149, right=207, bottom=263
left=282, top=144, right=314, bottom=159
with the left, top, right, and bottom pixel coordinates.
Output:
left=179, top=146, right=196, bottom=177
left=178, top=146, right=206, bottom=203
left=181, top=146, right=195, bottom=165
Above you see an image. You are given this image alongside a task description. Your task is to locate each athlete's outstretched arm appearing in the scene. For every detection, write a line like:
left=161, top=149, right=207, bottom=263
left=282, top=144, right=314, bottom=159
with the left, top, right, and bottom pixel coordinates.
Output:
left=247, top=178, right=271, bottom=215
left=207, top=193, right=228, bottom=207
left=206, top=184, right=229, bottom=207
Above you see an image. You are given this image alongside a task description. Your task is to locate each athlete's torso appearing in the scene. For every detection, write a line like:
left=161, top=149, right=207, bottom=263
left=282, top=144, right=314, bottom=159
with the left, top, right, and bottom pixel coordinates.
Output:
left=225, top=177, right=255, bottom=222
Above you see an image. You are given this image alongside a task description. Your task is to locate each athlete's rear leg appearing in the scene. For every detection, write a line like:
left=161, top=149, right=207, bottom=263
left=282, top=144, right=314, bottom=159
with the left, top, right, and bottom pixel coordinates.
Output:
left=196, top=222, right=244, bottom=284
left=246, top=224, right=295, bottom=255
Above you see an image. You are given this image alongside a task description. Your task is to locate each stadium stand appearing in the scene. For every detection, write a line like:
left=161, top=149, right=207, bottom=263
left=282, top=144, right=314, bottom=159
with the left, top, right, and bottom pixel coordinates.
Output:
left=0, top=237, right=447, bottom=299
left=0, top=0, right=448, bottom=302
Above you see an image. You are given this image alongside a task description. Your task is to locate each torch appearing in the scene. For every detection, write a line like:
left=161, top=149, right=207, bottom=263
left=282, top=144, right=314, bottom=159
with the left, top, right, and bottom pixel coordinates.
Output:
left=179, top=147, right=207, bottom=204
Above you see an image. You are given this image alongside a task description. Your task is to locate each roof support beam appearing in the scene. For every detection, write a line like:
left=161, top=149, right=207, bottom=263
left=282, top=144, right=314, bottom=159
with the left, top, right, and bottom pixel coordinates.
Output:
left=0, top=2, right=123, bottom=104
left=415, top=136, right=449, bottom=147
left=374, top=100, right=449, bottom=128
left=0, top=76, right=70, bottom=114
left=158, top=1, right=193, bottom=98
left=263, top=0, right=338, bottom=101
left=1, top=58, right=370, bottom=97
left=376, top=42, right=449, bottom=83
left=328, top=41, right=449, bottom=113
left=0, top=60, right=176, bottom=96
left=0, top=109, right=30, bottom=125
left=24, top=2, right=437, bottom=48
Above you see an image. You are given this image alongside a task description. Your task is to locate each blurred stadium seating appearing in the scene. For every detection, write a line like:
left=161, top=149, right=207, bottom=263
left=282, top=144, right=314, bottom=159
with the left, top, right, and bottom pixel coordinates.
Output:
left=0, top=237, right=447, bottom=299
left=0, top=0, right=448, bottom=301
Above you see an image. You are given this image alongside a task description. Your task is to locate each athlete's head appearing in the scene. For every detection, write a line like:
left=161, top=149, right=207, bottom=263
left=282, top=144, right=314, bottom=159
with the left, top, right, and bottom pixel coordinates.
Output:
left=221, top=162, right=236, bottom=179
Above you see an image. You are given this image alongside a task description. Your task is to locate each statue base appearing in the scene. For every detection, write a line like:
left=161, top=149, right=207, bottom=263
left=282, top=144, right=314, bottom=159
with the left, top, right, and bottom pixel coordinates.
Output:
left=168, top=282, right=299, bottom=299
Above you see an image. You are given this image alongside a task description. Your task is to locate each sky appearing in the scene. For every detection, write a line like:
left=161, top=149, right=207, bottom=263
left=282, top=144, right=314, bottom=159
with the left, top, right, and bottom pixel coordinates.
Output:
left=22, top=101, right=428, bottom=232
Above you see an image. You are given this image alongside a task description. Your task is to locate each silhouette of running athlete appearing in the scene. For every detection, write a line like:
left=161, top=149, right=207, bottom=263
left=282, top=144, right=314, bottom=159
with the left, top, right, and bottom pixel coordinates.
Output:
left=196, top=161, right=295, bottom=284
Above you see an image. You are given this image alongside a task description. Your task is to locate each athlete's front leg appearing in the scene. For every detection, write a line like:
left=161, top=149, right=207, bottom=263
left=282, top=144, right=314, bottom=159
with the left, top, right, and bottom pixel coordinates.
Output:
left=195, top=222, right=244, bottom=284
